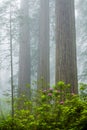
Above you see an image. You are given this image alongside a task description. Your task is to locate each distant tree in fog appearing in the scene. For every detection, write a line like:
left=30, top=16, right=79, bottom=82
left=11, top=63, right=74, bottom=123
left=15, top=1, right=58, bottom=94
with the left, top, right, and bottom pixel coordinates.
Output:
left=18, top=0, right=31, bottom=99
left=37, top=0, right=50, bottom=89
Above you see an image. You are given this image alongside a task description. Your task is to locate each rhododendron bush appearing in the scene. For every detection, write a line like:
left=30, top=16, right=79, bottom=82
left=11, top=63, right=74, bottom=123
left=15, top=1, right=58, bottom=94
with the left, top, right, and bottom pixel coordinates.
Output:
left=0, top=81, right=87, bottom=130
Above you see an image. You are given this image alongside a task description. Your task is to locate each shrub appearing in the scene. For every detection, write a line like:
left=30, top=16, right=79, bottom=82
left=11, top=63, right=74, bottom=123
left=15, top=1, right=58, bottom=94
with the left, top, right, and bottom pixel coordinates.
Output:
left=0, top=81, right=87, bottom=130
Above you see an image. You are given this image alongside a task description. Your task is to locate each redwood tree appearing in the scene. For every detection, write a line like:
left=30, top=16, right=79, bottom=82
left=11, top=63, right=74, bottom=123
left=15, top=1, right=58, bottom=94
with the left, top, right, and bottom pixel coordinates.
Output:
left=38, top=0, right=50, bottom=89
left=18, top=0, right=31, bottom=99
left=55, top=0, right=78, bottom=93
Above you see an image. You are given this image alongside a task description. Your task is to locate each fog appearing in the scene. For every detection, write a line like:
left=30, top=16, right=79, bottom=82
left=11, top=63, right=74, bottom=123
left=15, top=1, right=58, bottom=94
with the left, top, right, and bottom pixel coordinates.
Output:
left=0, top=0, right=87, bottom=99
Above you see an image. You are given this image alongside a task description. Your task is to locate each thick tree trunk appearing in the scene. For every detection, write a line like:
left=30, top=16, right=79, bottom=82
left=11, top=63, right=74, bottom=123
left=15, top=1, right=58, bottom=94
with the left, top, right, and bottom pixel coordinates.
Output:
left=18, top=0, right=31, bottom=99
left=37, top=0, right=50, bottom=89
left=55, top=0, right=78, bottom=93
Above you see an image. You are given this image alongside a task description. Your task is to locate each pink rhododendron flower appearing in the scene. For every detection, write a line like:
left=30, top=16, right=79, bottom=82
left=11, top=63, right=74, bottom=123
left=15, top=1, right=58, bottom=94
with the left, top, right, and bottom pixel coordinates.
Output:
left=43, top=90, right=47, bottom=93
left=43, top=90, right=47, bottom=94
left=48, top=93, right=52, bottom=96
left=49, top=88, right=53, bottom=91
left=60, top=101, right=64, bottom=104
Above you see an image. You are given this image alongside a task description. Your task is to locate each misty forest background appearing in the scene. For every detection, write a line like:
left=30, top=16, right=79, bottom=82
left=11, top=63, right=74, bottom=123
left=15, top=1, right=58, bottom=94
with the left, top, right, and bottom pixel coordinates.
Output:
left=0, top=0, right=87, bottom=114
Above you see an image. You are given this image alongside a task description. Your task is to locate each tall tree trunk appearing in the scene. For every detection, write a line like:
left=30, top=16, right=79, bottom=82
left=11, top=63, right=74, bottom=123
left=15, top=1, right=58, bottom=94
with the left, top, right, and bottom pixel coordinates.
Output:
left=10, top=2, right=14, bottom=117
left=55, top=0, right=78, bottom=93
left=38, top=0, right=50, bottom=89
left=18, top=0, right=31, bottom=99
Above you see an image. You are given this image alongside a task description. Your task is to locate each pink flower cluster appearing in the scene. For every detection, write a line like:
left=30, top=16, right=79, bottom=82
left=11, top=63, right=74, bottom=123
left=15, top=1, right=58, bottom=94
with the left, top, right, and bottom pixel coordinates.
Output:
left=43, top=90, right=47, bottom=93
left=48, top=93, right=52, bottom=96
left=60, top=101, right=64, bottom=104
left=49, top=88, right=53, bottom=91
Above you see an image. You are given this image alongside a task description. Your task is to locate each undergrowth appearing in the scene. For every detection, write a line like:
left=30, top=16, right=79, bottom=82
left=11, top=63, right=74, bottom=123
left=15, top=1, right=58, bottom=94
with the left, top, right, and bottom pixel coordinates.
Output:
left=0, top=81, right=87, bottom=130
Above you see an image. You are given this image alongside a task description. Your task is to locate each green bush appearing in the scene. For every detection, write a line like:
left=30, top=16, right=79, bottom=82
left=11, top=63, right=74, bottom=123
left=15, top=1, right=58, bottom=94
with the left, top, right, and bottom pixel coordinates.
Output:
left=0, top=81, right=87, bottom=130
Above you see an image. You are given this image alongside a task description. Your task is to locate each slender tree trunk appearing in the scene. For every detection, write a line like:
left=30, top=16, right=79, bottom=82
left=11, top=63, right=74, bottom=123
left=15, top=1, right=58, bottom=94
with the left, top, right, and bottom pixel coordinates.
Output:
left=55, top=0, right=78, bottom=93
left=38, top=0, right=50, bottom=89
left=18, top=0, right=31, bottom=99
left=10, top=2, right=14, bottom=117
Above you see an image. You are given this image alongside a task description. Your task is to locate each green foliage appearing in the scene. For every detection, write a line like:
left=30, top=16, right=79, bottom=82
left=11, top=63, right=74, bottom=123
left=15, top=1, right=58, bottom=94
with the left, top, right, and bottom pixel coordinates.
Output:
left=79, top=83, right=87, bottom=101
left=0, top=81, right=87, bottom=130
